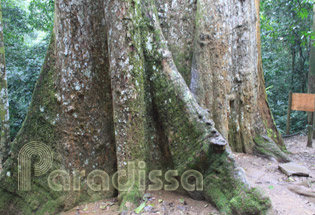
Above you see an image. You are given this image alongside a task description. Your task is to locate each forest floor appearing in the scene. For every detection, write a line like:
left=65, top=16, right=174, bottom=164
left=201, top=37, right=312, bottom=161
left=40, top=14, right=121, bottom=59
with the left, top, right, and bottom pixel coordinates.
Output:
left=234, top=135, right=315, bottom=215
left=62, top=135, right=315, bottom=215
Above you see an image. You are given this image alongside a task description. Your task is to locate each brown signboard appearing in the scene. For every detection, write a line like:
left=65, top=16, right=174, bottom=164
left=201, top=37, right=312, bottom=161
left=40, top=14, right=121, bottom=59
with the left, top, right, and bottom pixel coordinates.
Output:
left=291, top=93, right=315, bottom=112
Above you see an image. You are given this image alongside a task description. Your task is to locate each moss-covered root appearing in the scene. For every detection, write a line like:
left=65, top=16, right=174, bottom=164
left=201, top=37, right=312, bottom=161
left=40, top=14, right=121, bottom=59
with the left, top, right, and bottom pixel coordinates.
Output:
left=254, top=135, right=290, bottom=163
left=0, top=170, right=64, bottom=215
left=118, top=189, right=142, bottom=213
left=202, top=150, right=272, bottom=215
left=116, top=167, right=145, bottom=212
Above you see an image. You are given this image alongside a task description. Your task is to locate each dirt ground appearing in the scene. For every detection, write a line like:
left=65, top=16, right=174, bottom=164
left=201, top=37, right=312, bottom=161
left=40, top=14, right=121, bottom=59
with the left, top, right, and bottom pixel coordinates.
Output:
left=61, top=135, right=315, bottom=215
left=61, top=191, right=220, bottom=215
left=234, top=135, right=315, bottom=215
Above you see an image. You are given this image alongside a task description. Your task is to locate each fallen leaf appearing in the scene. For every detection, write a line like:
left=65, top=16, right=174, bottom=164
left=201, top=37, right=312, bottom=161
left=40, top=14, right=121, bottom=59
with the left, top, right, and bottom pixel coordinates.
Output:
left=135, top=202, right=146, bottom=214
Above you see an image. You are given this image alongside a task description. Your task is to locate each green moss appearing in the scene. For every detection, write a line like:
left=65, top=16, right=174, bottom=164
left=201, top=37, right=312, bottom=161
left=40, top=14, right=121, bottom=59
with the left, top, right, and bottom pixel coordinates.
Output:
left=35, top=196, right=65, bottom=215
left=0, top=191, right=14, bottom=212
left=0, top=46, right=5, bottom=55
left=0, top=31, right=67, bottom=215
left=170, top=46, right=193, bottom=85
left=254, top=136, right=272, bottom=157
left=230, top=189, right=271, bottom=215
left=202, top=151, right=271, bottom=215
left=11, top=32, right=60, bottom=155
left=254, top=135, right=289, bottom=162
left=263, top=120, right=278, bottom=140
left=119, top=189, right=142, bottom=211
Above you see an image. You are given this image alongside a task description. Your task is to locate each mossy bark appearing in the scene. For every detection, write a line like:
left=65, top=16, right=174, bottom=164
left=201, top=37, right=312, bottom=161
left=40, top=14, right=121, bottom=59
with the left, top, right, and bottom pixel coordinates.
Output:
left=155, top=0, right=197, bottom=86
left=140, top=1, right=272, bottom=214
left=0, top=0, right=278, bottom=214
left=0, top=1, right=10, bottom=165
left=105, top=0, right=148, bottom=211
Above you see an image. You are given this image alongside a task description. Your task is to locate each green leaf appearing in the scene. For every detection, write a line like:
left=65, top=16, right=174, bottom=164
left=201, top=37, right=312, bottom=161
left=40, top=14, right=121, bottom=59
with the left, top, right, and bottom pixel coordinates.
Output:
left=298, top=8, right=308, bottom=19
left=134, top=202, right=146, bottom=214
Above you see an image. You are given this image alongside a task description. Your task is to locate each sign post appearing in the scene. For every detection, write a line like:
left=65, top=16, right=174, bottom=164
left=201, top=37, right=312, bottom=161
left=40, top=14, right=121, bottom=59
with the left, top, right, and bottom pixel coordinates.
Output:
left=307, top=125, right=313, bottom=148
left=286, top=92, right=292, bottom=135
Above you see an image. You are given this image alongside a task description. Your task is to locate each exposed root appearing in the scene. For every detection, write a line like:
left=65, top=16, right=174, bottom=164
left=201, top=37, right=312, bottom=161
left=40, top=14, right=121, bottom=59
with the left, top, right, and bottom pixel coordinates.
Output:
left=254, top=135, right=291, bottom=163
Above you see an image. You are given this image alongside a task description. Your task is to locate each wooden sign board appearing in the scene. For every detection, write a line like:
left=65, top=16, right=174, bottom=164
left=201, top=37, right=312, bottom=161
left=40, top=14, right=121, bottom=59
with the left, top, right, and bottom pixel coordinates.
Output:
left=291, top=93, right=315, bottom=112
left=286, top=92, right=315, bottom=135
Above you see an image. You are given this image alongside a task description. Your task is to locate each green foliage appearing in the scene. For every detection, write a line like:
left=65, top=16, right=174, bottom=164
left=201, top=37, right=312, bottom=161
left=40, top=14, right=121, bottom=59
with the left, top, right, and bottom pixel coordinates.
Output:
left=261, top=0, right=312, bottom=133
left=1, top=0, right=53, bottom=138
left=28, top=0, right=54, bottom=31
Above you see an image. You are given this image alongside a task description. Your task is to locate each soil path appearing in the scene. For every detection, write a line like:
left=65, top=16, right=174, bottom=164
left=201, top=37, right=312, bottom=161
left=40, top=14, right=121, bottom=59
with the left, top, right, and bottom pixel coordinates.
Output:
left=235, top=135, right=315, bottom=215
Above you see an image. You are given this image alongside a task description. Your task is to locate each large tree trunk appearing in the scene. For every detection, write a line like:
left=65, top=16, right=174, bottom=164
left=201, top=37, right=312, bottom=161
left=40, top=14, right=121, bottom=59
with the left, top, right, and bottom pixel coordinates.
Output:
left=0, top=0, right=284, bottom=214
left=0, top=1, right=10, bottom=165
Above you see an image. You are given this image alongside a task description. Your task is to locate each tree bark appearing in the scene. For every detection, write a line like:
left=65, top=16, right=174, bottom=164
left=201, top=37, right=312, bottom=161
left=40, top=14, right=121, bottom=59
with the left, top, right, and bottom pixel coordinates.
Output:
left=0, top=1, right=10, bottom=165
left=190, top=0, right=287, bottom=161
left=0, top=1, right=117, bottom=213
left=0, top=0, right=282, bottom=214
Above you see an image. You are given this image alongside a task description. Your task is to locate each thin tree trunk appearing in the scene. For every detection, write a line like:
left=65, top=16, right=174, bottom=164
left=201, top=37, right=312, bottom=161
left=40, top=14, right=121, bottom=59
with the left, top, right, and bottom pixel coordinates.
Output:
left=0, top=1, right=10, bottom=165
left=308, top=4, right=315, bottom=137
left=291, top=47, right=296, bottom=91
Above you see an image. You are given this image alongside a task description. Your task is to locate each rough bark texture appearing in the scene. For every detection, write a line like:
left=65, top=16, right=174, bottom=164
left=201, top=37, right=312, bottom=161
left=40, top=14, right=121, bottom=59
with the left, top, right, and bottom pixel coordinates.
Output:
left=0, top=0, right=282, bottom=214
left=105, top=0, right=149, bottom=210
left=155, top=0, right=197, bottom=85
left=189, top=0, right=287, bottom=161
left=0, top=1, right=117, bottom=214
left=308, top=4, right=315, bottom=137
left=0, top=1, right=10, bottom=165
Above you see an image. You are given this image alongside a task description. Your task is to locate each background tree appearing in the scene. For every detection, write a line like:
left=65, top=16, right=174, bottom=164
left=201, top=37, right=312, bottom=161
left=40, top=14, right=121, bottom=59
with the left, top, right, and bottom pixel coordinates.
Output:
left=0, top=0, right=10, bottom=164
left=308, top=4, right=315, bottom=137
